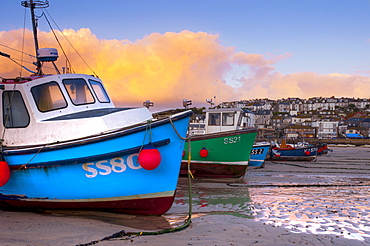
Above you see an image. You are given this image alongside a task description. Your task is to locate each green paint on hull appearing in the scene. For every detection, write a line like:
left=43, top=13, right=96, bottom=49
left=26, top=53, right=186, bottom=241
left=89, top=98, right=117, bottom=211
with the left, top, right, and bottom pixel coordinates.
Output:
left=183, top=129, right=257, bottom=165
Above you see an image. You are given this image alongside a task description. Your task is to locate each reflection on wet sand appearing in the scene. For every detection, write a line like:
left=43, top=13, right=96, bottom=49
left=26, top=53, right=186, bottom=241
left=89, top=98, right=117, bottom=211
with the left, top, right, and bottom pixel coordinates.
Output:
left=249, top=186, right=370, bottom=241
left=172, top=177, right=252, bottom=218
left=169, top=147, right=370, bottom=244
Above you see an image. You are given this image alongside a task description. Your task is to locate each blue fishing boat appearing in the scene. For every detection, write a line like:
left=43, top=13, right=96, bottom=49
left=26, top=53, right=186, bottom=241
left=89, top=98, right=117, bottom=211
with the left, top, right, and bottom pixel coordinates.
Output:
left=0, top=1, right=191, bottom=215
left=249, top=142, right=271, bottom=168
left=269, top=140, right=317, bottom=161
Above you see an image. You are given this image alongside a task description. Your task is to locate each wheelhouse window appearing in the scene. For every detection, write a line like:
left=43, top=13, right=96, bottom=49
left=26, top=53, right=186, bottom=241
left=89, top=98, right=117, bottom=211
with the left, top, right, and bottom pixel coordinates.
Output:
left=63, top=78, right=95, bottom=105
left=222, top=112, right=235, bottom=126
left=208, top=113, right=221, bottom=126
left=89, top=79, right=110, bottom=103
left=3, top=91, right=30, bottom=128
left=31, top=82, right=67, bottom=112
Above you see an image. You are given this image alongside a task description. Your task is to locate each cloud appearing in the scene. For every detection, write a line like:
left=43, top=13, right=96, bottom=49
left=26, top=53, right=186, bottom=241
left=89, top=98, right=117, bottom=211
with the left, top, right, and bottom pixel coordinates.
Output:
left=1, top=28, right=369, bottom=110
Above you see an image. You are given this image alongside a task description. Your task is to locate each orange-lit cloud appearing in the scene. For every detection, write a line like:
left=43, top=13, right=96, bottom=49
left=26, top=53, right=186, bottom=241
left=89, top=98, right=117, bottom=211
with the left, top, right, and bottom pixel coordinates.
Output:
left=1, top=28, right=370, bottom=110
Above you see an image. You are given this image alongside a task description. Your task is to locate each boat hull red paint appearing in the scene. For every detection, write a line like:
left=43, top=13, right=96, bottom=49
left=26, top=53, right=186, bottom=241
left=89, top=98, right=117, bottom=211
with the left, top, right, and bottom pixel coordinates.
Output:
left=181, top=162, right=247, bottom=178
left=0, top=195, right=175, bottom=215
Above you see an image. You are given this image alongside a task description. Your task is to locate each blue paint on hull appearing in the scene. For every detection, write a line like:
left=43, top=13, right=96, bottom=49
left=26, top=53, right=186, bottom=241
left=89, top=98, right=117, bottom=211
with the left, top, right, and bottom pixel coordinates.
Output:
left=249, top=143, right=271, bottom=168
left=270, top=145, right=317, bottom=161
left=0, top=112, right=191, bottom=215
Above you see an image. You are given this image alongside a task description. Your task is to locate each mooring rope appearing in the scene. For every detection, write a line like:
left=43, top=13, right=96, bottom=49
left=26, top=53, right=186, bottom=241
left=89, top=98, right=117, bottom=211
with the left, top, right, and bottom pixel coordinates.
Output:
left=76, top=114, right=193, bottom=246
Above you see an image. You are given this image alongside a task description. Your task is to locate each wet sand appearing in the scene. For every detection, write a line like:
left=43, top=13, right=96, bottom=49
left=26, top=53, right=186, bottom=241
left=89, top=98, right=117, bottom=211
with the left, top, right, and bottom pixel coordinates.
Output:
left=1, top=146, right=370, bottom=246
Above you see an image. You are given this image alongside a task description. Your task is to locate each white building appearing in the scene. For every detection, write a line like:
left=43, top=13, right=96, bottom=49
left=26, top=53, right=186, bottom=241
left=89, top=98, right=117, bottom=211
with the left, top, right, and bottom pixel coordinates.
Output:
left=312, top=120, right=339, bottom=139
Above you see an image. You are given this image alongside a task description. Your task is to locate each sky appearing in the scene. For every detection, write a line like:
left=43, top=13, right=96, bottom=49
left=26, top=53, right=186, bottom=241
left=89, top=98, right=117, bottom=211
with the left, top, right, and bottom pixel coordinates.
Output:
left=0, top=0, right=370, bottom=110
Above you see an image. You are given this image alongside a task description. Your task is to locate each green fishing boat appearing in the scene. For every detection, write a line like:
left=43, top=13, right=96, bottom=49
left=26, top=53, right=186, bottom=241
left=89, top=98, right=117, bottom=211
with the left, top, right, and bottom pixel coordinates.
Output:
left=181, top=108, right=257, bottom=178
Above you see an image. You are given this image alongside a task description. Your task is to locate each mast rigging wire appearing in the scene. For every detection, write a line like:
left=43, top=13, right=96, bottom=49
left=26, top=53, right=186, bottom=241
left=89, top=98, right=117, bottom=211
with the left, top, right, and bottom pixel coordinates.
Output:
left=20, top=4, right=28, bottom=76
left=42, top=8, right=99, bottom=77
left=40, top=10, right=74, bottom=74
left=0, top=44, right=36, bottom=59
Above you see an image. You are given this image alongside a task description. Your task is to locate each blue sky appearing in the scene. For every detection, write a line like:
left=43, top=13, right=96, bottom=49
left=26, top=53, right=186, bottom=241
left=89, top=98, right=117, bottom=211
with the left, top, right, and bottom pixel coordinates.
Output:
left=2, top=0, right=369, bottom=76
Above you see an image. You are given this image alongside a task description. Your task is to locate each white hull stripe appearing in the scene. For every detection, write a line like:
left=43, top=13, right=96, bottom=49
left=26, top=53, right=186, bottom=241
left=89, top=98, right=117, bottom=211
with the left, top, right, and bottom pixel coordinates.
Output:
left=184, top=160, right=249, bottom=166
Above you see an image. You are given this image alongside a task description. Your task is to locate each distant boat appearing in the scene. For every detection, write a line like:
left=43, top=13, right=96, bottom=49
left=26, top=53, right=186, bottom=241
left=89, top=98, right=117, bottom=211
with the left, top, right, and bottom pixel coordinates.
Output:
left=248, top=142, right=271, bottom=168
left=0, top=1, right=191, bottom=215
left=317, top=143, right=332, bottom=155
left=269, top=140, right=317, bottom=161
left=181, top=108, right=257, bottom=178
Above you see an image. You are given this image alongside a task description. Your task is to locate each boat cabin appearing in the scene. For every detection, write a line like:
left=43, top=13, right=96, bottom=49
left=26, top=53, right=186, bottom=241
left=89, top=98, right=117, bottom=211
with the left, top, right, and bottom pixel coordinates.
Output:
left=0, top=74, right=152, bottom=147
left=204, top=108, right=247, bottom=134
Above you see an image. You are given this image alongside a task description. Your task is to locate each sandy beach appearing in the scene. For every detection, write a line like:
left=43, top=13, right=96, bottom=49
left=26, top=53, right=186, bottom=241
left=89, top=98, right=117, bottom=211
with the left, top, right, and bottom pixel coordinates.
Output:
left=1, top=146, right=370, bottom=246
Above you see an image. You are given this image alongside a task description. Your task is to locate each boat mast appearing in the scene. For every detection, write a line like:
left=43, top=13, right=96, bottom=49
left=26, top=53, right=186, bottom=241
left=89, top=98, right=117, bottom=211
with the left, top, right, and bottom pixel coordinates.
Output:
left=21, top=0, right=49, bottom=75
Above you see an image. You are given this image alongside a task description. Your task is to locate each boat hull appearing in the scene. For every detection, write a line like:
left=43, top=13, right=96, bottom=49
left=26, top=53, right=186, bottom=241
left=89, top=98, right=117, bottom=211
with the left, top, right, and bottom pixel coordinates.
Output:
left=249, top=142, right=271, bottom=168
left=181, top=128, right=257, bottom=178
left=0, top=111, right=192, bottom=215
left=270, top=145, right=317, bottom=161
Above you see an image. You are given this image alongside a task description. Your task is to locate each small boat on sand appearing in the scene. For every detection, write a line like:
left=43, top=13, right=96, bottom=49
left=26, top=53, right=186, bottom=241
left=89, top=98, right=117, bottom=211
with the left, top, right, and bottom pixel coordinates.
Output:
left=317, top=143, right=332, bottom=155
left=181, top=108, right=257, bottom=178
left=269, top=140, right=317, bottom=161
left=249, top=142, right=271, bottom=168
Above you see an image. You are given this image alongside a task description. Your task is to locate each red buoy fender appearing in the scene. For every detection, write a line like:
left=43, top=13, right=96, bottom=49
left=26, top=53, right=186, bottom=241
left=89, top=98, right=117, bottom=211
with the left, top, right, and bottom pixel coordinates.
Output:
left=138, top=144, right=162, bottom=170
left=199, top=148, right=208, bottom=158
left=0, top=161, right=10, bottom=187
left=305, top=151, right=311, bottom=155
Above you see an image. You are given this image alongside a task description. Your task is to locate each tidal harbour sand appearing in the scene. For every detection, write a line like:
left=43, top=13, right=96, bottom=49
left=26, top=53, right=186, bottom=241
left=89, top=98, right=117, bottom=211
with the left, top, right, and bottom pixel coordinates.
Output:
left=1, top=146, right=370, bottom=246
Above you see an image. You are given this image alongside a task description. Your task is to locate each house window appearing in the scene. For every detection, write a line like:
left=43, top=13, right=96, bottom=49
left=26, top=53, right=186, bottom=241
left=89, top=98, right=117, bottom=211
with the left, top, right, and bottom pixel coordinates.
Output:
left=3, top=91, right=30, bottom=128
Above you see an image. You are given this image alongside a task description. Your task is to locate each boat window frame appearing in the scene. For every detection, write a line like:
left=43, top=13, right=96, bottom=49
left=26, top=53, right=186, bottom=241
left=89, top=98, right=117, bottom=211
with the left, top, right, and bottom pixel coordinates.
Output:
left=3, top=90, right=30, bottom=128
left=237, top=112, right=244, bottom=127
left=88, top=79, right=110, bottom=103
left=31, top=81, right=68, bottom=112
left=208, top=113, right=221, bottom=126
left=63, top=78, right=96, bottom=106
left=222, top=112, right=235, bottom=126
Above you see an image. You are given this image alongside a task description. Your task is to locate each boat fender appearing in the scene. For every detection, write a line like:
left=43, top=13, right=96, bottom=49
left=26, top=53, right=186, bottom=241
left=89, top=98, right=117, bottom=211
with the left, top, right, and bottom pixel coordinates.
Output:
left=271, top=149, right=280, bottom=157
left=0, top=161, right=10, bottom=186
left=138, top=143, right=162, bottom=170
left=199, top=148, right=208, bottom=158
left=305, top=151, right=311, bottom=155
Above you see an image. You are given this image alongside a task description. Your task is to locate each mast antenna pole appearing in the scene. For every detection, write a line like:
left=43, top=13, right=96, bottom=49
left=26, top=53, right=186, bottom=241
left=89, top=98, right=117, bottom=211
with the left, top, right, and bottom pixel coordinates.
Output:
left=21, top=0, right=49, bottom=75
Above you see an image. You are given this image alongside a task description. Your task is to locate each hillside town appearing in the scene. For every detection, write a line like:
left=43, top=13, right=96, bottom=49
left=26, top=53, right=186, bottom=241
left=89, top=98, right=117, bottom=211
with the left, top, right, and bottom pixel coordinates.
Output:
left=197, top=96, right=370, bottom=140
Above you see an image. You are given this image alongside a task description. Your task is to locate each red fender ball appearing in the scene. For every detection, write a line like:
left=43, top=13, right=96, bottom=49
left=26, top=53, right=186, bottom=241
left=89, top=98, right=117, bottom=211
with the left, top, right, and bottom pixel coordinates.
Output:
left=0, top=161, right=10, bottom=187
left=138, top=146, right=162, bottom=170
left=199, top=148, right=208, bottom=158
left=305, top=151, right=311, bottom=155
